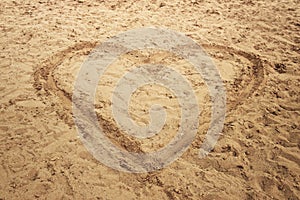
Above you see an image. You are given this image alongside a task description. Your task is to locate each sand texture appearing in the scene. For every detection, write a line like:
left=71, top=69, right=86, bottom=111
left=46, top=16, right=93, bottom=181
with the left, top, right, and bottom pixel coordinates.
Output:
left=0, top=0, right=299, bottom=199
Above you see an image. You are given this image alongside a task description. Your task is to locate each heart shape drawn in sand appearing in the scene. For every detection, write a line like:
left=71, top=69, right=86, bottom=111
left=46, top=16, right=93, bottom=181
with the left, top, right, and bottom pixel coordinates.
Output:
left=33, top=28, right=265, bottom=172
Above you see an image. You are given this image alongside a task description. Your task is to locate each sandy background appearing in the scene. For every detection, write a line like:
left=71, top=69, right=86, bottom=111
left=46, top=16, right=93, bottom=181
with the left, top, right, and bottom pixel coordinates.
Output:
left=0, top=0, right=299, bottom=199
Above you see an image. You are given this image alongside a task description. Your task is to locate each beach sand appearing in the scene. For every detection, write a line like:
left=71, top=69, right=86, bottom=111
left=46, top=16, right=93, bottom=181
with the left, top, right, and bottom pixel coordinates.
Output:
left=0, top=0, right=299, bottom=199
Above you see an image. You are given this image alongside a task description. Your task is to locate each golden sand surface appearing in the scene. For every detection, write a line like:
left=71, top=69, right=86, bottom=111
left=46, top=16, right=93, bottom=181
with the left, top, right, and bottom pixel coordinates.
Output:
left=0, top=0, right=299, bottom=199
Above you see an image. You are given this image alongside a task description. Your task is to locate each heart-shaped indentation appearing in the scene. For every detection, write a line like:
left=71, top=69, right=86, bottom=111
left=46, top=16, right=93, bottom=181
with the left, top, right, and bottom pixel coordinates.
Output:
left=33, top=42, right=265, bottom=152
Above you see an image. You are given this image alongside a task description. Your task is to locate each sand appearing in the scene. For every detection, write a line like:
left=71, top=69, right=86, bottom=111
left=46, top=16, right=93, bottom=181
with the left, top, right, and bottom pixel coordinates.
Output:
left=0, top=0, right=299, bottom=199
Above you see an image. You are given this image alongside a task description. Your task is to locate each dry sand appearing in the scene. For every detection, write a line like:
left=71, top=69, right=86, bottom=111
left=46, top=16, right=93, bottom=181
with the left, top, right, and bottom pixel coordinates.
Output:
left=0, top=0, right=300, bottom=199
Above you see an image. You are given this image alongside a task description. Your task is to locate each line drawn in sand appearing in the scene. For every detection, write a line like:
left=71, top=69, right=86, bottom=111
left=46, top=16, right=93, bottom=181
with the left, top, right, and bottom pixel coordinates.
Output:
left=33, top=27, right=266, bottom=173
